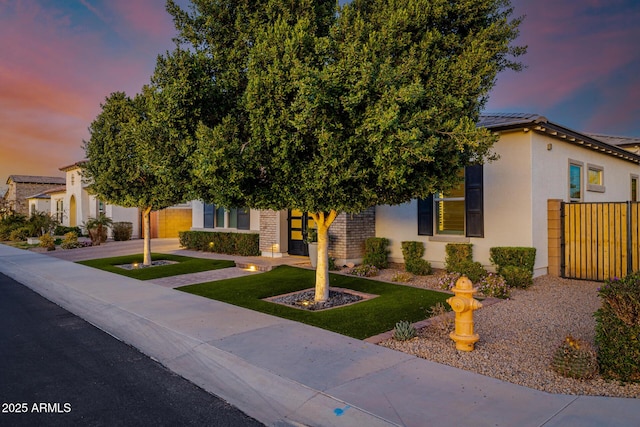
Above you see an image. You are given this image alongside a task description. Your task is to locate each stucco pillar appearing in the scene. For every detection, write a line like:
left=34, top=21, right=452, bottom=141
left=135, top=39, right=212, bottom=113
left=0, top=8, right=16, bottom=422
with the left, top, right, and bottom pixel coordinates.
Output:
left=547, top=199, right=562, bottom=277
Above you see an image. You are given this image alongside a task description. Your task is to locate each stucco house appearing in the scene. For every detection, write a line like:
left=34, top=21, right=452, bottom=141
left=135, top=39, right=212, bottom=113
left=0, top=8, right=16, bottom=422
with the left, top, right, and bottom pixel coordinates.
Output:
left=54, top=162, right=141, bottom=238
left=3, top=175, right=66, bottom=215
left=189, top=113, right=640, bottom=277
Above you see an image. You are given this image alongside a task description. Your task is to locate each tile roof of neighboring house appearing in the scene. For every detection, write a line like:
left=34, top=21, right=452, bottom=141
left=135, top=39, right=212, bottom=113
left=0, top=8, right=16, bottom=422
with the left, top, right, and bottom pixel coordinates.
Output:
left=479, top=113, right=640, bottom=165
left=586, top=134, right=640, bottom=149
left=25, top=186, right=67, bottom=199
left=59, top=160, right=87, bottom=172
left=6, top=175, right=66, bottom=185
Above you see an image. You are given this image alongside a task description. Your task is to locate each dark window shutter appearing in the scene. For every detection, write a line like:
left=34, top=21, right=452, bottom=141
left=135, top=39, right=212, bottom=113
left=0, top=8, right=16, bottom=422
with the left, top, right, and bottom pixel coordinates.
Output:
left=418, top=196, right=433, bottom=236
left=237, top=207, right=250, bottom=230
left=465, top=165, right=484, bottom=238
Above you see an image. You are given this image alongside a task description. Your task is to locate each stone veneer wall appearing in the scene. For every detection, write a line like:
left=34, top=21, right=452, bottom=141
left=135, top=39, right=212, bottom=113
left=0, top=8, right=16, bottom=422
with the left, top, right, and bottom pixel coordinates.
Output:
left=328, top=207, right=376, bottom=264
left=259, top=210, right=279, bottom=253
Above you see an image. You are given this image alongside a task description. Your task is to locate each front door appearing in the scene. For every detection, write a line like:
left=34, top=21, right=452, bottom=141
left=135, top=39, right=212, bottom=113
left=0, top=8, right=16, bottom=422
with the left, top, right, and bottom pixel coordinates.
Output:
left=288, top=209, right=315, bottom=256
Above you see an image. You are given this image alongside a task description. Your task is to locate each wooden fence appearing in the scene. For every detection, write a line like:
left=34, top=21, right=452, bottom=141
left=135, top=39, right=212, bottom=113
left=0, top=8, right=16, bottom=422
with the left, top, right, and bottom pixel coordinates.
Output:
left=562, top=202, right=640, bottom=281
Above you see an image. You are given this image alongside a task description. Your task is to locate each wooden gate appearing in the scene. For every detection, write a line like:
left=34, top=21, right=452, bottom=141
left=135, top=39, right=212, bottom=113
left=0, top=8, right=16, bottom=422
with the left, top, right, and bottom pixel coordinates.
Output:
left=562, top=202, right=640, bottom=281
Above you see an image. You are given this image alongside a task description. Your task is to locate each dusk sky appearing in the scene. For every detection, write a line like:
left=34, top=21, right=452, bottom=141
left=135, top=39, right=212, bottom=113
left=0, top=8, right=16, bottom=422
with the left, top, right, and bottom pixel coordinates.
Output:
left=2, top=0, right=639, bottom=191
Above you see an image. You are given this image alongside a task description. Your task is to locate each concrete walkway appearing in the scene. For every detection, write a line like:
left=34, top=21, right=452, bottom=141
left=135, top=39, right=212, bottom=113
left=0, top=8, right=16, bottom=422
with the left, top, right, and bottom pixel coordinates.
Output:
left=1, top=242, right=638, bottom=426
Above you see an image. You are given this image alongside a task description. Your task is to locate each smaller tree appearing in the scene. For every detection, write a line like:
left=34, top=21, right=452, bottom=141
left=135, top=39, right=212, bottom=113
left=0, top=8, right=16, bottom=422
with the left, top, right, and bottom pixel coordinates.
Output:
left=83, top=86, right=192, bottom=264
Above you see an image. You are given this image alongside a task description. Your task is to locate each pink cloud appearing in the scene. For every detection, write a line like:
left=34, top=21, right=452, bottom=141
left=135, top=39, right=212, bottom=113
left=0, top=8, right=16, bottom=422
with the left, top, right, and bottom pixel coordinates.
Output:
left=488, top=0, right=640, bottom=123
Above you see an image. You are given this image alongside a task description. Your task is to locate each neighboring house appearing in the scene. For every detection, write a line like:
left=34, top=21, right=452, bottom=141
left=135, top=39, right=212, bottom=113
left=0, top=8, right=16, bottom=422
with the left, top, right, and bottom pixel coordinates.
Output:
left=25, top=186, right=66, bottom=217
left=55, top=162, right=141, bottom=239
left=3, top=175, right=66, bottom=215
left=190, top=113, right=640, bottom=277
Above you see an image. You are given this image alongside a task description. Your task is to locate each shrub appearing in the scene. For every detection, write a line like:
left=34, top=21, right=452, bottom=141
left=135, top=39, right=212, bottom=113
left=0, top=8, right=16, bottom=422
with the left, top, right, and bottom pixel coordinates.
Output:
left=179, top=231, right=260, bottom=256
left=27, top=211, right=58, bottom=237
left=328, top=257, right=339, bottom=271
left=84, top=214, right=112, bottom=245
left=54, top=225, right=82, bottom=237
left=393, top=321, right=416, bottom=341
left=595, top=273, right=640, bottom=381
left=401, top=241, right=432, bottom=275
left=501, top=265, right=533, bottom=289
left=455, top=260, right=487, bottom=284
left=550, top=335, right=598, bottom=379
left=362, top=237, right=389, bottom=269
left=39, top=234, right=56, bottom=251
left=445, top=243, right=473, bottom=272
left=9, top=226, right=31, bottom=241
left=112, top=222, right=133, bottom=241
left=478, top=273, right=510, bottom=299
left=391, top=272, right=413, bottom=283
left=437, top=272, right=461, bottom=291
left=0, top=213, right=27, bottom=240
left=427, top=302, right=453, bottom=332
left=349, top=264, right=379, bottom=277
left=490, top=247, right=536, bottom=273
left=60, top=232, right=82, bottom=249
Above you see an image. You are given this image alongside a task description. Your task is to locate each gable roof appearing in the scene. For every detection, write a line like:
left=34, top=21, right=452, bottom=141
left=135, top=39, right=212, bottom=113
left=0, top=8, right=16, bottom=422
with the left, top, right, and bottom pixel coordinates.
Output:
left=586, top=134, right=640, bottom=152
left=25, top=186, right=67, bottom=199
left=479, top=113, right=640, bottom=165
left=59, top=160, right=87, bottom=172
left=7, top=175, right=66, bottom=185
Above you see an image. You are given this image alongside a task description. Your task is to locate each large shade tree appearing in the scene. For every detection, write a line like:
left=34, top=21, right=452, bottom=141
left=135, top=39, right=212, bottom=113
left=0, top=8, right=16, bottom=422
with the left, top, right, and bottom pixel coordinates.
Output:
left=167, top=0, right=525, bottom=301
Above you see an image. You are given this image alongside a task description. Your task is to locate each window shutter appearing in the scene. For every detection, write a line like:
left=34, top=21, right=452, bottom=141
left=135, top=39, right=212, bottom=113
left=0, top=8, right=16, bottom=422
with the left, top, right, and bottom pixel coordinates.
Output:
left=418, top=196, right=433, bottom=236
left=465, top=165, right=484, bottom=238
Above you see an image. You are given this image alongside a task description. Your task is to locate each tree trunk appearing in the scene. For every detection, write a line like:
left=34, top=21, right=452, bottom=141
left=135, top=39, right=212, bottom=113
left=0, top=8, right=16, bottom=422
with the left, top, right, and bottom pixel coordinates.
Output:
left=143, top=206, right=152, bottom=266
left=310, top=210, right=338, bottom=302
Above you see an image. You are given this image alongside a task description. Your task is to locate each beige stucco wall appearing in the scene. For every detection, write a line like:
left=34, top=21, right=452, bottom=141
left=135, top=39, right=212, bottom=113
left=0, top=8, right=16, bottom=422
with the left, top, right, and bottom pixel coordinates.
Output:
left=376, top=129, right=640, bottom=277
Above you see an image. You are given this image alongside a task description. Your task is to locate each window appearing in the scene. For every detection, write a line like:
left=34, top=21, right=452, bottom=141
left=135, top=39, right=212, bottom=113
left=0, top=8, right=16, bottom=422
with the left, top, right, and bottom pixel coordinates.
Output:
left=55, top=199, right=64, bottom=222
left=587, top=164, right=605, bottom=193
left=569, top=161, right=583, bottom=202
left=203, top=203, right=250, bottom=230
left=418, top=165, right=483, bottom=238
left=98, top=200, right=105, bottom=215
left=434, top=171, right=465, bottom=235
left=632, top=175, right=638, bottom=202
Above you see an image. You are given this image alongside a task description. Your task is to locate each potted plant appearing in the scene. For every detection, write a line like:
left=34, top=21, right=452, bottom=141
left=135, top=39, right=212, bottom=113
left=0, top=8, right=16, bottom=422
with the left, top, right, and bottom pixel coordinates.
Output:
left=304, top=227, right=318, bottom=268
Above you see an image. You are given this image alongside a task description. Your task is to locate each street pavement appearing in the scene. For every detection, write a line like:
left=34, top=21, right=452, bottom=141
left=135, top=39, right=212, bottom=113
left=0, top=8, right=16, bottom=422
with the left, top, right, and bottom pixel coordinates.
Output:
left=0, top=272, right=262, bottom=426
left=1, top=241, right=639, bottom=426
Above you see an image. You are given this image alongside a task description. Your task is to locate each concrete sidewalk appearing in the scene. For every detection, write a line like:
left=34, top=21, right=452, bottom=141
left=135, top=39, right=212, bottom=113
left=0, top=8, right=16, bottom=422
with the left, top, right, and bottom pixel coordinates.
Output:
left=1, top=244, right=638, bottom=426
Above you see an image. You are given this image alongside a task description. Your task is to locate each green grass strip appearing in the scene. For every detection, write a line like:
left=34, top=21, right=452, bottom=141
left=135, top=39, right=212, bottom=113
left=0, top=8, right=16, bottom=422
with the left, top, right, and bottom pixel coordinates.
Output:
left=78, top=253, right=235, bottom=280
left=179, top=265, right=451, bottom=339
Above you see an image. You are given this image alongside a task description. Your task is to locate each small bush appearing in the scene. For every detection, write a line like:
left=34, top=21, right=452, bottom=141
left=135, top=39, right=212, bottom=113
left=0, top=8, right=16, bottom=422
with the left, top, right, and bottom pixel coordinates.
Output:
left=478, top=273, right=510, bottom=299
left=349, top=264, right=379, bottom=277
left=437, top=272, right=461, bottom=291
left=595, top=273, right=640, bottom=381
left=455, top=260, right=487, bottom=284
left=363, top=237, right=390, bottom=269
left=391, top=272, right=413, bottom=283
left=501, top=265, right=533, bottom=289
left=551, top=335, right=598, bottom=379
left=112, top=222, right=133, bottom=241
left=60, top=232, right=81, bottom=249
left=401, top=241, right=432, bottom=275
left=445, top=243, right=473, bottom=272
left=54, top=225, right=82, bottom=237
left=328, top=257, right=339, bottom=271
left=427, top=302, right=453, bottom=332
left=490, top=247, right=536, bottom=273
left=39, top=234, right=56, bottom=251
left=9, top=226, right=31, bottom=241
left=393, top=321, right=416, bottom=341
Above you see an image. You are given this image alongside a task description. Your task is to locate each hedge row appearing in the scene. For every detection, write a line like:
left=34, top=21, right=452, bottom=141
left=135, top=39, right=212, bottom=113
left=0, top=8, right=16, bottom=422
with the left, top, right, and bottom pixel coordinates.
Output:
left=179, top=231, right=260, bottom=256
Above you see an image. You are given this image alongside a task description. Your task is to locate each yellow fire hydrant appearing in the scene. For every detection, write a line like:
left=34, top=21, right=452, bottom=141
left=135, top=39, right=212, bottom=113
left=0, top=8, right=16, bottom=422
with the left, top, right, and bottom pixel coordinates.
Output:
left=446, top=276, right=483, bottom=351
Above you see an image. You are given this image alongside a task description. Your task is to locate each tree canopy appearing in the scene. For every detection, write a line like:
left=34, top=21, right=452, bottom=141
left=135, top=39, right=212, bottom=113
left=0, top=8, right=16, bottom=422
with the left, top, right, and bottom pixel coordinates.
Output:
left=164, top=0, right=525, bottom=301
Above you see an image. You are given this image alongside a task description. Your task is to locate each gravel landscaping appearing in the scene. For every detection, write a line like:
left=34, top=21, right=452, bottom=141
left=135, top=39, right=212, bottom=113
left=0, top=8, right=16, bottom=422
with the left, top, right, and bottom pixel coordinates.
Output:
left=372, top=268, right=640, bottom=398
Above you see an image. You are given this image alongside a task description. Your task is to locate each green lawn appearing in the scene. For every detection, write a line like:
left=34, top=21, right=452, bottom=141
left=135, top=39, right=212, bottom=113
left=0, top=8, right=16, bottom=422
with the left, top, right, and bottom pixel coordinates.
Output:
left=78, top=253, right=236, bottom=280
left=179, top=265, right=451, bottom=339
